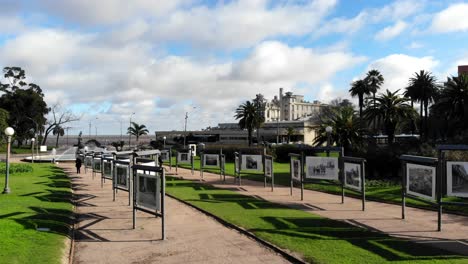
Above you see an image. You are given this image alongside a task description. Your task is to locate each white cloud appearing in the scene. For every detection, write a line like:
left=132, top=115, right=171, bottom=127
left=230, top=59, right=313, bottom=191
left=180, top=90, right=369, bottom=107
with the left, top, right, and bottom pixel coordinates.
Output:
left=375, top=21, right=407, bottom=41
left=365, top=54, right=439, bottom=93
left=431, top=3, right=468, bottom=33
left=407, top=41, right=423, bottom=49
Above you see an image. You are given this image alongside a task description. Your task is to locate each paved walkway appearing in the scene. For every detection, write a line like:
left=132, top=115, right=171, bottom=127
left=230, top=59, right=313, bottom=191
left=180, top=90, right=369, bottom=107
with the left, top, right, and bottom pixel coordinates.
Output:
left=170, top=166, right=468, bottom=255
left=58, top=163, right=290, bottom=264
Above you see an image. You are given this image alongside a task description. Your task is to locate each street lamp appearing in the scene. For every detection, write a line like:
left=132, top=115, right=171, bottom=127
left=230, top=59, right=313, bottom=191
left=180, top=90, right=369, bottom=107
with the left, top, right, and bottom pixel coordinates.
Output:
left=3, top=127, right=14, bottom=194
left=325, top=126, right=333, bottom=147
left=31, top=138, right=35, bottom=163
left=128, top=112, right=135, bottom=147
left=163, top=136, right=166, bottom=149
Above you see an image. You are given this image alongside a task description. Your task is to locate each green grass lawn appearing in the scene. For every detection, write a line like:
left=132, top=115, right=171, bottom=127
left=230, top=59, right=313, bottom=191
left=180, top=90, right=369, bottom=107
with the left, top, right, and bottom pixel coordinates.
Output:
left=0, top=145, right=36, bottom=154
left=0, top=163, right=73, bottom=264
left=167, top=156, right=468, bottom=214
left=166, top=177, right=467, bottom=263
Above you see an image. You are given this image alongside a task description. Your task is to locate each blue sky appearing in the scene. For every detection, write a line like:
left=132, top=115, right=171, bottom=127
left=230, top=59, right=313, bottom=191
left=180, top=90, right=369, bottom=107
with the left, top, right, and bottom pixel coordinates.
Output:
left=0, top=0, right=467, bottom=135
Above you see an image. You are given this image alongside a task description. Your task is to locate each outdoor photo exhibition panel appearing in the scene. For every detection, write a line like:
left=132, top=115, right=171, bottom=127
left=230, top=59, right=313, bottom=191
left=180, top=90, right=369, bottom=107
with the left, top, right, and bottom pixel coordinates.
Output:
left=113, top=159, right=132, bottom=205
left=436, top=145, right=468, bottom=231
left=400, top=155, right=439, bottom=228
left=160, top=149, right=172, bottom=170
left=132, top=165, right=165, bottom=240
left=176, top=151, right=194, bottom=175
left=264, top=155, right=274, bottom=191
left=101, top=156, right=114, bottom=188
left=84, top=153, right=93, bottom=173
left=92, top=154, right=102, bottom=180
left=342, top=156, right=366, bottom=211
left=289, top=147, right=344, bottom=201
left=200, top=153, right=226, bottom=181
left=235, top=151, right=264, bottom=186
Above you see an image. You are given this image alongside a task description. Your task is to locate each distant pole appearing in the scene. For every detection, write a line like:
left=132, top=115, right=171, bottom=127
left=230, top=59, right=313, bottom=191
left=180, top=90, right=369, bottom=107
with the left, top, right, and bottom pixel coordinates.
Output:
left=3, top=127, right=14, bottom=194
left=183, top=112, right=188, bottom=148
left=120, top=120, right=123, bottom=142
left=128, top=112, right=135, bottom=148
left=31, top=137, right=35, bottom=163
left=88, top=121, right=91, bottom=139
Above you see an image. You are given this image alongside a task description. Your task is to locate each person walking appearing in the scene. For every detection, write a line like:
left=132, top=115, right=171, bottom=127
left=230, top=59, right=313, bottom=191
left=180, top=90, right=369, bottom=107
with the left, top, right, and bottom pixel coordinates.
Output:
left=75, top=157, right=82, bottom=174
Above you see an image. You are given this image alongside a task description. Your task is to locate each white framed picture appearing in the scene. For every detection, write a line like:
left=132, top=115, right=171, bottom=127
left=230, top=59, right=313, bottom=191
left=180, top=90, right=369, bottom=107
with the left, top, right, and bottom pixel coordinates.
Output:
left=265, top=159, right=272, bottom=177
left=115, top=164, right=129, bottom=189
left=291, top=159, right=301, bottom=181
left=447, top=161, right=468, bottom=198
left=407, top=163, right=436, bottom=201
left=160, top=151, right=169, bottom=162
left=93, top=158, right=102, bottom=172
left=344, top=162, right=361, bottom=191
left=241, top=155, right=263, bottom=171
left=103, top=160, right=113, bottom=178
left=305, top=157, right=339, bottom=180
left=235, top=156, right=240, bottom=173
left=136, top=173, right=160, bottom=211
left=203, top=154, right=219, bottom=167
left=178, top=152, right=191, bottom=164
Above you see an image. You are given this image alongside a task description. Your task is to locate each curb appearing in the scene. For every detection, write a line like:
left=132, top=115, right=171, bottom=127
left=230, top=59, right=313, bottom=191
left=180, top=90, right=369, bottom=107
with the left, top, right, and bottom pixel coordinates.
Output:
left=165, top=191, right=309, bottom=264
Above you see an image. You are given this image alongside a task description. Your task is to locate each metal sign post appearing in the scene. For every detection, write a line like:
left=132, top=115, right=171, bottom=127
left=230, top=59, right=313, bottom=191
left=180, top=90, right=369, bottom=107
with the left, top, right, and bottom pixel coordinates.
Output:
left=341, top=156, right=366, bottom=211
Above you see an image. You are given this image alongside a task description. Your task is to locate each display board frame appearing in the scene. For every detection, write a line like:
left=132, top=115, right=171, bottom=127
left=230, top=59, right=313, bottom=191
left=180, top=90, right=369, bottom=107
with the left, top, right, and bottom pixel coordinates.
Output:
left=101, top=156, right=114, bottom=188
left=264, top=155, right=275, bottom=191
left=175, top=150, right=194, bottom=175
left=200, top=152, right=226, bottom=181
left=342, top=156, right=366, bottom=211
left=234, top=149, right=266, bottom=186
left=113, top=159, right=132, bottom=205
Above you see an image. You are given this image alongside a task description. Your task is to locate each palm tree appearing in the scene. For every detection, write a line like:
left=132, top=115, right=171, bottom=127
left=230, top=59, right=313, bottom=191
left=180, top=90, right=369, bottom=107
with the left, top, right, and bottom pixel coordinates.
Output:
left=432, top=74, right=468, bottom=128
left=365, top=90, right=416, bottom=145
left=235, top=101, right=260, bottom=146
left=52, top=125, right=64, bottom=148
left=127, top=122, right=149, bottom=144
left=406, top=70, right=438, bottom=139
left=349, top=79, right=371, bottom=123
left=365, top=69, right=384, bottom=131
left=252, top=94, right=266, bottom=143
left=313, top=106, right=363, bottom=153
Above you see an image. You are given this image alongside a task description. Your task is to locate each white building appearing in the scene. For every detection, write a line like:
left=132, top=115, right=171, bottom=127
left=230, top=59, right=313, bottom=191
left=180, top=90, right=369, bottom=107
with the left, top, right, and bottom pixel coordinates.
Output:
left=265, top=88, right=323, bottom=122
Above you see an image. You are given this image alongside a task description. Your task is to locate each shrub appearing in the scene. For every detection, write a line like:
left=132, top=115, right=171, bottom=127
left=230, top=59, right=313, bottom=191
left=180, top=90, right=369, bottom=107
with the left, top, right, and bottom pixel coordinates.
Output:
left=0, top=163, right=33, bottom=174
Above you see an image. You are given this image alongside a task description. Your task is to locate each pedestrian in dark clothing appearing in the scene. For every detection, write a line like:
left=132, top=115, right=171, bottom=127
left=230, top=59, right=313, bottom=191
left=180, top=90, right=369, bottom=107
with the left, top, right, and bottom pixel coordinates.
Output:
left=76, top=157, right=82, bottom=174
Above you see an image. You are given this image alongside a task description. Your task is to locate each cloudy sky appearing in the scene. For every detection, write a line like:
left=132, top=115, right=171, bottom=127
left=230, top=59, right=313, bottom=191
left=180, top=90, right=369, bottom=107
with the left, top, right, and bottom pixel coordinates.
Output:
left=1, top=0, right=468, bottom=135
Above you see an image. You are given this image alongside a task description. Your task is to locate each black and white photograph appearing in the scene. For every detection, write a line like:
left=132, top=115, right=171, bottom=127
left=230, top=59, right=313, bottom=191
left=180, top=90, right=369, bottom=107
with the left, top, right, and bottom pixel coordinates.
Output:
left=235, top=156, right=240, bottom=173
left=160, top=151, right=169, bottom=162
left=407, top=163, right=436, bottom=200
left=93, top=158, right=101, bottom=172
left=344, top=162, right=361, bottom=191
left=203, top=154, right=219, bottom=167
left=291, top=159, right=301, bottom=181
left=103, top=161, right=112, bottom=178
left=115, top=165, right=128, bottom=189
left=178, top=152, right=190, bottom=164
left=305, top=157, right=339, bottom=180
left=447, top=161, right=468, bottom=198
left=241, top=155, right=263, bottom=171
left=265, top=159, right=272, bottom=177
left=137, top=173, right=158, bottom=209
left=85, top=157, right=92, bottom=168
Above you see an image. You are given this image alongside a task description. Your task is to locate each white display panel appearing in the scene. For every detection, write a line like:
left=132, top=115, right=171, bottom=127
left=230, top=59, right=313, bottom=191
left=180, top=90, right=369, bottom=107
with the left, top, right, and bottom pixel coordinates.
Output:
left=344, top=162, right=361, bottom=191
left=241, top=155, right=263, bottom=171
left=447, top=161, right=468, bottom=198
left=305, top=157, right=339, bottom=180
left=407, top=163, right=436, bottom=201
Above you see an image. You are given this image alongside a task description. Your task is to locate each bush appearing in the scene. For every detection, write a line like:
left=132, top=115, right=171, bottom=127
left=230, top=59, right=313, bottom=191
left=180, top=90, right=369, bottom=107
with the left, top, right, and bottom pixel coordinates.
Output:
left=0, top=163, right=33, bottom=174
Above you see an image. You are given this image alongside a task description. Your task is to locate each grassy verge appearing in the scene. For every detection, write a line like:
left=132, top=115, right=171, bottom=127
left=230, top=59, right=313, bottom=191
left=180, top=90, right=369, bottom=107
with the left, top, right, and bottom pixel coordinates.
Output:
left=166, top=177, right=467, bottom=263
left=167, top=157, right=468, bottom=214
left=0, top=163, right=73, bottom=264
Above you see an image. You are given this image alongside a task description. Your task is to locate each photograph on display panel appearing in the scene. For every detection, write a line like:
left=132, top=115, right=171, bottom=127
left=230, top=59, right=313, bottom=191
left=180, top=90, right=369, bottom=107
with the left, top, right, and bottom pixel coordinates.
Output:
left=137, top=173, right=158, bottom=209
left=103, top=161, right=112, bottom=178
left=203, top=154, right=219, bottom=167
left=305, top=157, right=339, bottom=180
left=116, top=165, right=129, bottom=189
left=407, top=163, right=436, bottom=200
left=160, top=151, right=169, bottom=162
left=178, top=152, right=190, bottom=164
left=291, top=159, right=301, bottom=181
left=265, top=159, right=272, bottom=177
left=235, top=156, right=239, bottom=173
left=93, top=159, right=102, bottom=172
left=344, top=162, right=361, bottom=191
left=85, top=157, right=92, bottom=168
left=447, top=161, right=468, bottom=198
left=241, top=155, right=263, bottom=171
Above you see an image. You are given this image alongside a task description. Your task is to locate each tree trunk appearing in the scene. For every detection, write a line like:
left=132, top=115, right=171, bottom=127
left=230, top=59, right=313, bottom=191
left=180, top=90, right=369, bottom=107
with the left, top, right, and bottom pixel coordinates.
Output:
left=424, top=101, right=429, bottom=140
left=373, top=92, right=376, bottom=132
left=410, top=100, right=415, bottom=134
left=419, top=102, right=423, bottom=138
left=248, top=129, right=252, bottom=146
left=359, top=95, right=363, bottom=134
left=55, top=134, right=59, bottom=148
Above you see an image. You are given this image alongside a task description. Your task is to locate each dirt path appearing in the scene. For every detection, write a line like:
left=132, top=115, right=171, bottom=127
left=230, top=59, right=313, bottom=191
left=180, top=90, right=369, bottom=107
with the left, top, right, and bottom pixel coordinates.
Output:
left=171, top=166, right=468, bottom=255
left=58, top=163, right=291, bottom=264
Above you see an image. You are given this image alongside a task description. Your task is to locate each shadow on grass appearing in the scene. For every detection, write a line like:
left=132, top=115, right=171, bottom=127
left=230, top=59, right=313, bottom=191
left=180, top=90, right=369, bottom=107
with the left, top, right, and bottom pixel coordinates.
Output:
left=13, top=207, right=73, bottom=238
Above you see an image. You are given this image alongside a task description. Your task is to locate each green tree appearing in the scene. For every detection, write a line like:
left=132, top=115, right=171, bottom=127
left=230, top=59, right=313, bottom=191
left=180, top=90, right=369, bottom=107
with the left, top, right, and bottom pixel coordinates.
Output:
left=349, top=79, right=371, bottom=123
left=286, top=127, right=295, bottom=143
left=235, top=101, right=260, bottom=146
left=52, top=125, right=65, bottom=148
left=406, top=70, right=438, bottom=139
left=313, top=106, right=363, bottom=153
left=252, top=94, right=266, bottom=142
left=365, top=90, right=416, bottom=145
left=0, top=67, right=49, bottom=146
left=127, top=122, right=149, bottom=144
left=365, top=69, right=384, bottom=131
left=0, top=108, right=9, bottom=141
left=432, top=74, right=468, bottom=133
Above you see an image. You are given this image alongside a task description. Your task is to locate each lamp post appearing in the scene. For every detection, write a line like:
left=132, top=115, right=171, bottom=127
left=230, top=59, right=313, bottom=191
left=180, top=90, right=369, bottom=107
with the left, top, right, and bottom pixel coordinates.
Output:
left=163, top=136, right=166, bottom=149
left=128, top=112, right=135, bottom=148
left=3, top=127, right=14, bottom=194
left=31, top=138, right=35, bottom=163
left=325, top=126, right=332, bottom=157
left=183, top=112, right=188, bottom=148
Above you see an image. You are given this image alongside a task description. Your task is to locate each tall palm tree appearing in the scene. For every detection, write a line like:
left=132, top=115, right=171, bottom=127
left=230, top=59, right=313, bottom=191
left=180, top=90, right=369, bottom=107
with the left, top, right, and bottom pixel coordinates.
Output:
left=365, top=69, right=384, bottom=131
left=313, top=106, right=363, bottom=153
left=365, top=90, right=416, bottom=146
left=349, top=79, right=371, bottom=123
left=252, top=94, right=266, bottom=143
left=52, top=125, right=64, bottom=148
left=403, top=82, right=419, bottom=134
left=406, top=70, right=438, bottom=139
left=127, top=122, right=149, bottom=144
left=432, top=74, right=468, bottom=126
left=235, top=101, right=260, bottom=146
